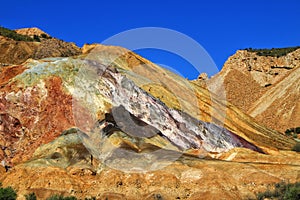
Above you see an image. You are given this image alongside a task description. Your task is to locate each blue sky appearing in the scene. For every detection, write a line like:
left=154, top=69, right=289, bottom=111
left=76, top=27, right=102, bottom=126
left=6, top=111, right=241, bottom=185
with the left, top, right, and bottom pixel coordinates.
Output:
left=1, top=0, right=300, bottom=79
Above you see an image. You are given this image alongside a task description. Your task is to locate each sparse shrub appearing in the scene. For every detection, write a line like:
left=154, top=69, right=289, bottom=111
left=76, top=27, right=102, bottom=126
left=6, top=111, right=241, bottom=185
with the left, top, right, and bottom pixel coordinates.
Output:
left=0, top=183, right=17, bottom=200
left=41, top=33, right=48, bottom=38
left=33, top=35, right=40, bottom=42
left=285, top=130, right=292, bottom=136
left=47, top=194, right=77, bottom=200
left=285, top=128, right=293, bottom=136
left=25, top=192, right=37, bottom=200
left=285, top=127, right=300, bottom=137
left=256, top=181, right=300, bottom=200
left=292, top=143, right=300, bottom=152
left=244, top=46, right=300, bottom=57
left=40, top=33, right=52, bottom=39
left=257, top=189, right=273, bottom=200
left=0, top=26, right=34, bottom=42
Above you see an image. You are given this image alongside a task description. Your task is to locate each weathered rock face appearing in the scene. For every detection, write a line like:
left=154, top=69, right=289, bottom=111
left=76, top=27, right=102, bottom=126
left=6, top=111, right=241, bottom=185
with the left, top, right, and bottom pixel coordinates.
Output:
left=0, top=44, right=298, bottom=199
left=0, top=36, right=39, bottom=65
left=83, top=45, right=294, bottom=151
left=0, top=62, right=76, bottom=164
left=207, top=49, right=300, bottom=132
left=0, top=54, right=265, bottom=165
left=33, top=38, right=81, bottom=60
left=0, top=45, right=295, bottom=166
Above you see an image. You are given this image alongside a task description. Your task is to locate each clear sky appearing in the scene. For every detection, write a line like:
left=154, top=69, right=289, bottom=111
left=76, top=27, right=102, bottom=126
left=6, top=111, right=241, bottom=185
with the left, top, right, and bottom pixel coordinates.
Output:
left=1, top=0, right=300, bottom=79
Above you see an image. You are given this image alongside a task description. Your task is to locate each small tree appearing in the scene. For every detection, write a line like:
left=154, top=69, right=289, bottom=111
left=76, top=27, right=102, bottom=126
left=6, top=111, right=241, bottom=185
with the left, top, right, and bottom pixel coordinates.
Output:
left=25, top=192, right=37, bottom=200
left=33, top=35, right=40, bottom=42
left=41, top=33, right=48, bottom=38
left=0, top=184, right=17, bottom=200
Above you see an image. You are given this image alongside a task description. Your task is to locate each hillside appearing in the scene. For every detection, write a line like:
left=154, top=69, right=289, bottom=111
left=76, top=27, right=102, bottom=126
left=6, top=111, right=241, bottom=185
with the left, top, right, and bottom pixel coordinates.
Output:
left=15, top=27, right=50, bottom=38
left=0, top=40, right=299, bottom=199
left=206, top=47, right=300, bottom=132
left=0, top=26, right=81, bottom=65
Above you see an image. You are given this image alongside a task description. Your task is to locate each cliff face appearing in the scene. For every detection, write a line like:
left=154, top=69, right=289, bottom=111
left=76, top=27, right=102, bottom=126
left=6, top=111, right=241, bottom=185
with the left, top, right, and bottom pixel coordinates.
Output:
left=0, top=45, right=281, bottom=166
left=0, top=43, right=299, bottom=199
left=208, top=48, right=300, bottom=132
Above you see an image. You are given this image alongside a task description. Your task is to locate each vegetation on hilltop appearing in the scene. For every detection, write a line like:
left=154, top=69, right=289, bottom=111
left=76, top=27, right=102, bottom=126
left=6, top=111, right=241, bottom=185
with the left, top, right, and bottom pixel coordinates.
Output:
left=0, top=26, right=41, bottom=42
left=244, top=46, right=300, bottom=57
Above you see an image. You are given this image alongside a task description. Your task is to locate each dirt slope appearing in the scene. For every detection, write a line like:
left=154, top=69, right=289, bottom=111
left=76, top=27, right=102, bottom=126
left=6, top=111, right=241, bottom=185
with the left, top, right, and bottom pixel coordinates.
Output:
left=207, top=48, right=300, bottom=132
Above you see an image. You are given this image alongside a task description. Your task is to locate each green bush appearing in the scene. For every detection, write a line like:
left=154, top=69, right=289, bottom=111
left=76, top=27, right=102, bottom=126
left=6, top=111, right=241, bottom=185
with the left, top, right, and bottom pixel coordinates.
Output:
left=245, top=46, right=300, bottom=57
left=47, top=194, right=77, bottom=200
left=33, top=35, right=41, bottom=42
left=0, top=183, right=17, bottom=200
left=41, top=33, right=48, bottom=38
left=25, top=192, right=37, bottom=200
left=40, top=33, right=52, bottom=39
left=285, top=127, right=300, bottom=137
left=257, top=181, right=300, bottom=200
left=285, top=130, right=292, bottom=136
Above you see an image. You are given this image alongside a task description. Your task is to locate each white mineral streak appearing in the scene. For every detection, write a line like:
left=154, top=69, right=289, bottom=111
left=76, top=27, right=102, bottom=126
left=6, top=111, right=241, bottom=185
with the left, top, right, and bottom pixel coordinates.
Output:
left=88, top=63, right=248, bottom=153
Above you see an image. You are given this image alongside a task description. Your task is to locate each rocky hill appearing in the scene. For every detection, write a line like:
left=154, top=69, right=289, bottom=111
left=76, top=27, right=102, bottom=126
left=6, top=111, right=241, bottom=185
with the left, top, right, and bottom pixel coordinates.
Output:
left=0, top=40, right=299, bottom=199
left=0, top=27, right=81, bottom=65
left=15, top=27, right=50, bottom=38
left=206, top=47, right=300, bottom=132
